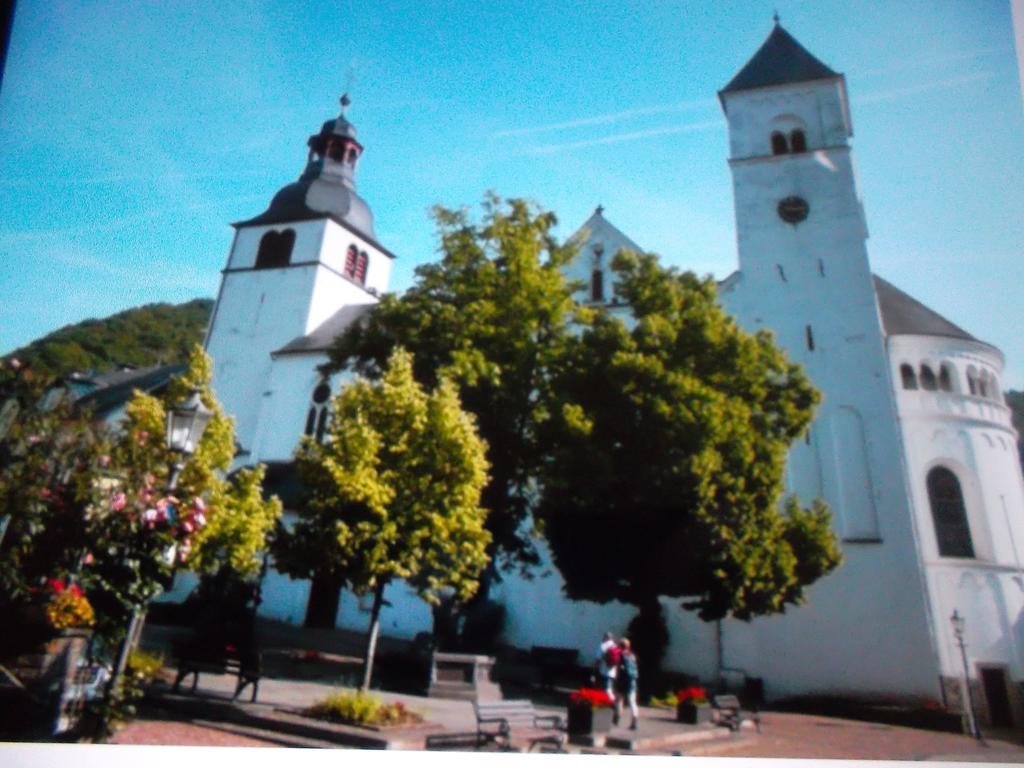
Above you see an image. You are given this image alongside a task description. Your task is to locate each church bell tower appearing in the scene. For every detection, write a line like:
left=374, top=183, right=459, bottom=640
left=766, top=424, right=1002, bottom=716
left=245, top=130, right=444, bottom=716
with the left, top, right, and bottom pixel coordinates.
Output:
left=204, top=96, right=394, bottom=458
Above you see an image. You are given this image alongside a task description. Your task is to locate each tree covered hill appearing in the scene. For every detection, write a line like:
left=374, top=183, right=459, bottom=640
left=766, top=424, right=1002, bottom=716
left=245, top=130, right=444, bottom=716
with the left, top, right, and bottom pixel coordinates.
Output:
left=3, top=299, right=213, bottom=379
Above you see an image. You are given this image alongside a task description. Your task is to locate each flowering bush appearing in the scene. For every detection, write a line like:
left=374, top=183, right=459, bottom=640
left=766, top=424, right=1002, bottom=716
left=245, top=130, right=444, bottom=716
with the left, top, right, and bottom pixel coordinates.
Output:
left=307, top=691, right=421, bottom=726
left=675, top=686, right=708, bottom=705
left=44, top=579, right=95, bottom=630
left=568, top=687, right=615, bottom=709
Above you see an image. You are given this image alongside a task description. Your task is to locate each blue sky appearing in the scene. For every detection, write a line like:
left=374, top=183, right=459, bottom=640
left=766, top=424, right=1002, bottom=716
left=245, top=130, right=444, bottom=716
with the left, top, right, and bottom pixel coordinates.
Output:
left=1, top=1, right=1022, bottom=384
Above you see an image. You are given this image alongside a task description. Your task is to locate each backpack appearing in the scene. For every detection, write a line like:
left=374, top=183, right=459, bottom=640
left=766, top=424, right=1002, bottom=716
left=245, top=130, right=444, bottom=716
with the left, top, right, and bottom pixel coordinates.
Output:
left=604, top=644, right=622, bottom=667
left=619, top=653, right=637, bottom=682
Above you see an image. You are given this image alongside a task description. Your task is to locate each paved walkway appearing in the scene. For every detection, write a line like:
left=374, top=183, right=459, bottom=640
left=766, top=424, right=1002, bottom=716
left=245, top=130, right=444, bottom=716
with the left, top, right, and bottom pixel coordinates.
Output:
left=107, top=669, right=1024, bottom=760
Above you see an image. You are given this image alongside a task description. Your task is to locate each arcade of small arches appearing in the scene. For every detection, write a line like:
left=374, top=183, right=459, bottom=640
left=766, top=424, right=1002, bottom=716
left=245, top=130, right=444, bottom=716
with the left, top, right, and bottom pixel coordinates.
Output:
left=899, top=360, right=1002, bottom=402
left=771, top=128, right=807, bottom=155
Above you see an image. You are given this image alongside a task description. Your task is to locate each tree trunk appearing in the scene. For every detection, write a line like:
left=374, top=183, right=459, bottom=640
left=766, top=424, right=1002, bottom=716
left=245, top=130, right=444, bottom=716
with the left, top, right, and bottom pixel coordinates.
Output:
left=304, top=571, right=343, bottom=628
left=359, top=582, right=387, bottom=692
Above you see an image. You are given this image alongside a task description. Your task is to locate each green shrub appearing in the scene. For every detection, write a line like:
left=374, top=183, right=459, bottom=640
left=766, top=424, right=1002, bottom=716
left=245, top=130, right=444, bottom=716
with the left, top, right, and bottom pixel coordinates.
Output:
left=307, top=691, right=420, bottom=727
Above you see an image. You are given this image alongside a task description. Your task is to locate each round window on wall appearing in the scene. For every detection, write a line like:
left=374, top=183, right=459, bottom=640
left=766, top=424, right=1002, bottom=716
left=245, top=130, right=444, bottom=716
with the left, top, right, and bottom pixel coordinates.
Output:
left=777, top=196, right=810, bottom=225
left=312, top=382, right=331, bottom=404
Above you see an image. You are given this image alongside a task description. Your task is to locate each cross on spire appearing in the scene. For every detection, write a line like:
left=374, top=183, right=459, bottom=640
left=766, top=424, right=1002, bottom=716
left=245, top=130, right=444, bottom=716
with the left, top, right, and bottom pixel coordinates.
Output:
left=340, top=93, right=352, bottom=114
left=773, top=9, right=781, bottom=25
left=595, top=204, right=605, bottom=216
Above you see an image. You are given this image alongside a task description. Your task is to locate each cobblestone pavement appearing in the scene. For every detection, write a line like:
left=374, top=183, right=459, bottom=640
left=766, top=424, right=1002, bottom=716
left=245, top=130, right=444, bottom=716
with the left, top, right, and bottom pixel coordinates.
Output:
left=676, top=712, right=1024, bottom=761
left=110, top=708, right=1024, bottom=760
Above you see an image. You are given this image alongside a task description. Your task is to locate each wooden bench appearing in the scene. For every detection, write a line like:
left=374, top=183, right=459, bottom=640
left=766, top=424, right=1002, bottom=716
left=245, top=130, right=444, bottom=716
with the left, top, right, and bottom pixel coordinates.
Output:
left=172, top=639, right=261, bottom=702
left=474, top=699, right=567, bottom=752
left=530, top=646, right=579, bottom=689
left=712, top=694, right=761, bottom=732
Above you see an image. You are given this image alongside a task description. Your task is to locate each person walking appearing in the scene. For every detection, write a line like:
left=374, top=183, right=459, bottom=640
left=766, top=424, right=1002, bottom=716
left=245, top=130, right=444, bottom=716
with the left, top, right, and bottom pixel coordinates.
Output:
left=614, top=638, right=639, bottom=730
left=596, top=631, right=620, bottom=700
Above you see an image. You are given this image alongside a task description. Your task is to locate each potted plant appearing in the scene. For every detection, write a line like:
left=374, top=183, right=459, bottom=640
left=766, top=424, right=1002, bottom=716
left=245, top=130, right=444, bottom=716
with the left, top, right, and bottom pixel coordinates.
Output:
left=567, top=687, right=615, bottom=735
left=676, top=686, right=712, bottom=724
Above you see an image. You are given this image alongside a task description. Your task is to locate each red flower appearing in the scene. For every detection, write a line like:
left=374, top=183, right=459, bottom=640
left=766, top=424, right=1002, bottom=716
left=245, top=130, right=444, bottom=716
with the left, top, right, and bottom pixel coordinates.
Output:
left=47, top=578, right=66, bottom=593
left=569, top=688, right=615, bottom=709
left=675, top=686, right=708, bottom=704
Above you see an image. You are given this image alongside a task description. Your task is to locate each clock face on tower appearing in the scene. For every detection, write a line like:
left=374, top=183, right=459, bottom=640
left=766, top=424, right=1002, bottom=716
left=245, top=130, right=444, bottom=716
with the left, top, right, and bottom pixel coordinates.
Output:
left=777, top=196, right=810, bottom=224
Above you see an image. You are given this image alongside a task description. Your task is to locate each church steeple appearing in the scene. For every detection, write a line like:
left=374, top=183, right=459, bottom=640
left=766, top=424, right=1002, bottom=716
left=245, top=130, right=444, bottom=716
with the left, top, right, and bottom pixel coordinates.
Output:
left=235, top=94, right=377, bottom=239
left=720, top=22, right=839, bottom=95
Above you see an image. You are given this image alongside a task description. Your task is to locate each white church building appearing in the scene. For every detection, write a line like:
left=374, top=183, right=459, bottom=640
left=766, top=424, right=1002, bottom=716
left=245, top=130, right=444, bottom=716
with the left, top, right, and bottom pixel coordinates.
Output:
left=198, top=24, right=1024, bottom=725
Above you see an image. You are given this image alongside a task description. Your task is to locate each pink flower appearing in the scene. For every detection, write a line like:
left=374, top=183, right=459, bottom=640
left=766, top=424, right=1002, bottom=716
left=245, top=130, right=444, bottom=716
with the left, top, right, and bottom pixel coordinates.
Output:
left=98, top=455, right=111, bottom=467
left=82, top=553, right=95, bottom=565
left=192, top=497, right=207, bottom=514
left=192, top=512, right=207, bottom=528
left=111, top=492, right=127, bottom=512
left=27, top=435, right=40, bottom=445
left=143, top=508, right=159, bottom=527
left=181, top=519, right=195, bottom=534
left=10, top=358, right=20, bottom=369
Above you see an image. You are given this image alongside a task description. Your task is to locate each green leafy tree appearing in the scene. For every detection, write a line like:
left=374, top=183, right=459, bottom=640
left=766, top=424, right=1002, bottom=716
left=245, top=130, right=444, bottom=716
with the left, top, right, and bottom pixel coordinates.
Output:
left=3, top=299, right=213, bottom=380
left=83, top=344, right=281, bottom=636
left=536, top=250, right=842, bottom=670
left=323, top=196, right=581, bottom=584
left=277, top=348, right=490, bottom=690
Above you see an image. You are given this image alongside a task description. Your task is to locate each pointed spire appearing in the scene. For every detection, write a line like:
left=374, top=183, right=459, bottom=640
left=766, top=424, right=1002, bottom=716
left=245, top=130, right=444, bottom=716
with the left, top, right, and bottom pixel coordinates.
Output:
left=721, top=22, right=839, bottom=94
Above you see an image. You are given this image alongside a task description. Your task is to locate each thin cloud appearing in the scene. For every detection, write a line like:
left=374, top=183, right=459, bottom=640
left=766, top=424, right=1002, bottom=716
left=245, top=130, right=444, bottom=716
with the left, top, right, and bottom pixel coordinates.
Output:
left=0, top=170, right=272, bottom=188
left=493, top=98, right=716, bottom=139
left=0, top=194, right=268, bottom=242
left=856, top=71, right=994, bottom=105
left=523, top=120, right=722, bottom=156
left=853, top=46, right=1010, bottom=79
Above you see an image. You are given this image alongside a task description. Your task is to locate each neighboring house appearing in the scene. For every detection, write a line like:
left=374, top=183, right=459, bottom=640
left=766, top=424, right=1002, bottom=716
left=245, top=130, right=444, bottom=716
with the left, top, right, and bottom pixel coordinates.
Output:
left=46, top=364, right=185, bottom=425
left=199, top=23, right=1024, bottom=726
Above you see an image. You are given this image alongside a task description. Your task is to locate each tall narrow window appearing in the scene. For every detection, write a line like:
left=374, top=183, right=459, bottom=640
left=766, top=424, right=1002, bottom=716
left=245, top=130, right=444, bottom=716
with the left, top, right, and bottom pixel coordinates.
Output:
left=927, top=466, right=974, bottom=558
left=354, top=251, right=369, bottom=284
left=979, top=373, right=990, bottom=399
left=592, top=269, right=604, bottom=302
left=790, top=129, right=807, bottom=153
left=776, top=264, right=787, bottom=282
left=938, top=364, right=953, bottom=392
left=255, top=229, right=296, bottom=269
left=805, top=325, right=815, bottom=351
left=305, top=382, right=331, bottom=441
left=771, top=131, right=788, bottom=155
left=920, top=365, right=937, bottom=391
left=900, top=364, right=918, bottom=390
left=967, top=369, right=978, bottom=395
left=344, top=244, right=358, bottom=277
left=817, top=259, right=825, bottom=277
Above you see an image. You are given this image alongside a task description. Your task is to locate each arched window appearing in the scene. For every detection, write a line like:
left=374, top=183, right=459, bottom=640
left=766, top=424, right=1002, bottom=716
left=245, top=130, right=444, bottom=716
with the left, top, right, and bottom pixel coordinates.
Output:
left=900, top=364, right=918, bottom=390
left=979, top=372, right=990, bottom=399
left=305, top=382, right=331, bottom=442
left=920, top=365, right=937, bottom=391
left=354, top=251, right=369, bottom=284
left=344, top=244, right=358, bottom=277
left=790, top=129, right=807, bottom=153
left=937, top=364, right=954, bottom=391
left=938, top=364, right=953, bottom=392
left=927, top=466, right=974, bottom=558
left=591, top=269, right=604, bottom=302
left=771, top=131, right=789, bottom=155
left=255, top=229, right=296, bottom=269
left=967, top=367, right=978, bottom=396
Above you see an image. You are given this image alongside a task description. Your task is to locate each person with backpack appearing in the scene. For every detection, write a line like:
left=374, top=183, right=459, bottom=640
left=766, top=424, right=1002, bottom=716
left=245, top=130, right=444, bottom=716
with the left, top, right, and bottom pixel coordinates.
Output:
left=595, top=631, right=620, bottom=699
left=614, top=637, right=639, bottom=730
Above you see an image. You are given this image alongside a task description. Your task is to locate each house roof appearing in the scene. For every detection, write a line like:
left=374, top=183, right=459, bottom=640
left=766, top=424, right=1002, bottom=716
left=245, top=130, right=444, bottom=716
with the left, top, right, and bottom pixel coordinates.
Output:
left=873, top=275, right=978, bottom=342
left=273, top=303, right=375, bottom=356
left=721, top=23, right=839, bottom=94
left=73, top=364, right=184, bottom=418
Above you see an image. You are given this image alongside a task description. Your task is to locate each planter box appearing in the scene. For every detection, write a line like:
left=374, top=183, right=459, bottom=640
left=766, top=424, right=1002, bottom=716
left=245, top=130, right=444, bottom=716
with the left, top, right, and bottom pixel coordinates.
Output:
left=677, top=702, right=713, bottom=725
left=567, top=704, right=614, bottom=735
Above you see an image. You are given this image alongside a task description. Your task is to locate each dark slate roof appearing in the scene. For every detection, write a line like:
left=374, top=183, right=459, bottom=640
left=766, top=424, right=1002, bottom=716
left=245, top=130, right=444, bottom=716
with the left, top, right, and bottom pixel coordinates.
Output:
left=273, top=303, right=375, bottom=356
left=74, top=364, right=184, bottom=418
left=873, top=275, right=977, bottom=342
left=721, top=23, right=839, bottom=94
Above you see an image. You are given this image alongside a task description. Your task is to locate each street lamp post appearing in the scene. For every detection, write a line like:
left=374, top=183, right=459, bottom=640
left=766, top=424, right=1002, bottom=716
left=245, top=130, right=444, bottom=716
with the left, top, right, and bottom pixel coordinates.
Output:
left=106, top=389, right=213, bottom=707
left=951, top=609, right=983, bottom=740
